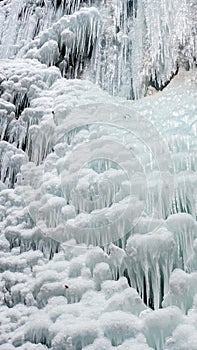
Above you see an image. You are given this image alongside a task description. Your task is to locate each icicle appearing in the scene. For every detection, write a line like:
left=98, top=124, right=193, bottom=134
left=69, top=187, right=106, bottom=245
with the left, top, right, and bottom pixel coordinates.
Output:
left=126, top=228, right=176, bottom=309
left=165, top=213, right=197, bottom=269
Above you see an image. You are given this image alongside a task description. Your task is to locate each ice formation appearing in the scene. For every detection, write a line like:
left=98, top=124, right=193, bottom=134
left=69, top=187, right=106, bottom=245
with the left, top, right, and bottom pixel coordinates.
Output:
left=0, top=0, right=196, bottom=97
left=0, top=0, right=197, bottom=349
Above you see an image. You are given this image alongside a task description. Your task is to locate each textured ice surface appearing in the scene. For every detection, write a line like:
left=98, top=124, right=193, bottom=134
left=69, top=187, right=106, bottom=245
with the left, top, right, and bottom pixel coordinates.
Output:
left=0, top=0, right=197, bottom=349
left=0, top=0, right=196, bottom=98
left=0, top=65, right=196, bottom=349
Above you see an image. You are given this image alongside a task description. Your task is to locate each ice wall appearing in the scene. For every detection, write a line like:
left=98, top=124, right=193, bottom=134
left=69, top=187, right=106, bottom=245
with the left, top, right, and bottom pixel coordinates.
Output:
left=1, top=65, right=196, bottom=311
left=0, top=0, right=196, bottom=98
left=0, top=1, right=197, bottom=349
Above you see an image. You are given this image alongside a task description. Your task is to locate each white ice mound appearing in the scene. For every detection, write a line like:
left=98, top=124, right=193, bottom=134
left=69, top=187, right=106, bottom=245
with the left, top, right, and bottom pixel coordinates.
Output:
left=165, top=324, right=197, bottom=350
left=163, top=269, right=197, bottom=314
left=142, top=306, right=183, bottom=350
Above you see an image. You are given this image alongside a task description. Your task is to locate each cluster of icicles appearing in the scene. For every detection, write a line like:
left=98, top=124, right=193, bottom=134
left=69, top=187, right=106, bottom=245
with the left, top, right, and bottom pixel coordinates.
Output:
left=0, top=0, right=196, bottom=98
left=0, top=0, right=197, bottom=349
left=0, top=54, right=197, bottom=349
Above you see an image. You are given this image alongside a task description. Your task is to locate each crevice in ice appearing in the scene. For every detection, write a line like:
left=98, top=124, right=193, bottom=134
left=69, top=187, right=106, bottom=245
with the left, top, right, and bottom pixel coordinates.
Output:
left=53, top=0, right=94, bottom=13
left=18, top=7, right=101, bottom=80
left=148, top=65, right=179, bottom=92
left=13, top=93, right=30, bottom=119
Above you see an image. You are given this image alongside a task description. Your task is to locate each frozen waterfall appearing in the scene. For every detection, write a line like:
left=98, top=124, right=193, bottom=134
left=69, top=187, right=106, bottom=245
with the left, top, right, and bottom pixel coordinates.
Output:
left=0, top=0, right=197, bottom=350
left=0, top=0, right=196, bottom=97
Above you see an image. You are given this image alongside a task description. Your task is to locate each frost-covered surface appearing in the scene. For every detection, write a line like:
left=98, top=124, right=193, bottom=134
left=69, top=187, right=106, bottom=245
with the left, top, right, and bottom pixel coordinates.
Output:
left=0, top=62, right=197, bottom=349
left=0, top=0, right=196, bottom=98
left=0, top=0, right=197, bottom=349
